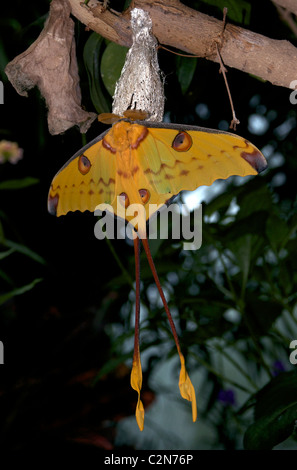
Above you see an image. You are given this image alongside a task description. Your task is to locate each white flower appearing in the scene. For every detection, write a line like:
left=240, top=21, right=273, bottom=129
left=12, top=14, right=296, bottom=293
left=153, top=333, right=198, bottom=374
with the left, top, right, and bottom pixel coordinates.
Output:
left=0, top=140, right=23, bottom=164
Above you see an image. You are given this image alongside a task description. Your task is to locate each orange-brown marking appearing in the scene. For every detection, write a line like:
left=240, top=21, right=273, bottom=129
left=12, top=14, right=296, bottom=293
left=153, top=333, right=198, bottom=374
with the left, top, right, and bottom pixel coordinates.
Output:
left=117, top=169, right=129, bottom=178
left=144, top=161, right=180, bottom=176
left=78, top=154, right=92, bottom=175
left=172, top=131, right=192, bottom=152
left=102, top=139, right=117, bottom=154
left=139, top=189, right=150, bottom=203
left=132, top=166, right=139, bottom=176
left=98, top=177, right=115, bottom=186
left=130, top=127, right=149, bottom=149
left=149, top=179, right=162, bottom=186
left=144, top=168, right=151, bottom=175
left=117, top=166, right=138, bottom=179
left=240, top=147, right=267, bottom=173
left=119, top=192, right=130, bottom=208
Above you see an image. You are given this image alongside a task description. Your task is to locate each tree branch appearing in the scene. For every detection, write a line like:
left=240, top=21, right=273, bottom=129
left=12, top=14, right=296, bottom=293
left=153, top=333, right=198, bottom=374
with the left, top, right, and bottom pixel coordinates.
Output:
left=69, top=0, right=297, bottom=90
left=272, top=0, right=297, bottom=16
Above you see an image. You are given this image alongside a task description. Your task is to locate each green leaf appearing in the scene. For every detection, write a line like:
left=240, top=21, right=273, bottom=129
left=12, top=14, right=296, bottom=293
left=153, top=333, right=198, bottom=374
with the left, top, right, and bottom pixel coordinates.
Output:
left=0, top=268, right=13, bottom=285
left=0, top=37, right=9, bottom=82
left=236, top=183, right=273, bottom=220
left=146, top=235, right=166, bottom=259
left=244, top=295, right=282, bottom=337
left=93, top=352, right=132, bottom=383
left=266, top=214, right=290, bottom=252
left=228, top=232, right=266, bottom=290
left=204, top=190, right=238, bottom=216
left=0, top=278, right=43, bottom=306
left=176, top=56, right=197, bottom=94
left=223, top=211, right=268, bottom=251
left=199, top=0, right=251, bottom=24
left=230, top=234, right=253, bottom=285
left=0, top=218, right=5, bottom=243
left=123, top=0, right=132, bottom=9
left=0, top=177, right=39, bottom=190
left=3, top=240, right=46, bottom=265
left=244, top=372, right=297, bottom=449
left=0, top=17, right=22, bottom=32
left=83, top=32, right=111, bottom=113
left=182, top=316, right=232, bottom=343
left=100, top=42, right=129, bottom=96
left=0, top=247, right=15, bottom=260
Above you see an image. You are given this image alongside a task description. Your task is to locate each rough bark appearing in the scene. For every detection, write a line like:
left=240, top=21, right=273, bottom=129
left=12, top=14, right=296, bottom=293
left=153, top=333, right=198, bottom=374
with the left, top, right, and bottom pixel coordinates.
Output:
left=69, top=0, right=297, bottom=90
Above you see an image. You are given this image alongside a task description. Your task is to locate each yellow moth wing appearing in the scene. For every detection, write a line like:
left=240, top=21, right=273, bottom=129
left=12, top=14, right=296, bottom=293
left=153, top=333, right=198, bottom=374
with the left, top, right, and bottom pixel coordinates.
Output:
left=136, top=125, right=267, bottom=197
left=48, top=121, right=267, bottom=224
left=48, top=136, right=116, bottom=217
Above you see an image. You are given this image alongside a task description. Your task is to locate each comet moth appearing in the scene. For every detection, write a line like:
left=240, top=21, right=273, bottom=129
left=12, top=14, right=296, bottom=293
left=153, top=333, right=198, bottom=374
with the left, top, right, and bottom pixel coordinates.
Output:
left=48, top=110, right=267, bottom=430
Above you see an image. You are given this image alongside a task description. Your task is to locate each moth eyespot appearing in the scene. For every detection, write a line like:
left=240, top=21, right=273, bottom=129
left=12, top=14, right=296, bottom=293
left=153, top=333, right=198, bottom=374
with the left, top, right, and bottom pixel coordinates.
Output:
left=78, top=154, right=91, bottom=175
left=139, top=189, right=150, bottom=204
left=119, top=192, right=130, bottom=208
left=172, top=131, right=192, bottom=152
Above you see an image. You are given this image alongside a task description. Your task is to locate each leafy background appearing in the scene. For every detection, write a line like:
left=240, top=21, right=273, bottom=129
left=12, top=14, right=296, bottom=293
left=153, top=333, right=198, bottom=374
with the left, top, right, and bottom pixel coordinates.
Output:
left=1, top=0, right=297, bottom=452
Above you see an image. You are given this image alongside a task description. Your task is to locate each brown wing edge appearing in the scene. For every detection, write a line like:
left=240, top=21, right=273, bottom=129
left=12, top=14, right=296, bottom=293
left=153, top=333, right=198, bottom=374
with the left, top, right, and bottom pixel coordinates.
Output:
left=47, top=127, right=110, bottom=216
left=136, top=121, right=268, bottom=174
left=240, top=143, right=267, bottom=173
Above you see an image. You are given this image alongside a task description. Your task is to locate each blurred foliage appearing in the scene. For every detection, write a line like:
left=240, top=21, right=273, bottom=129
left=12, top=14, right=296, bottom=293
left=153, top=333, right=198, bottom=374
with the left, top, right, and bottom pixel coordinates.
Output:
left=1, top=0, right=297, bottom=454
left=197, top=0, right=251, bottom=24
left=83, top=32, right=112, bottom=114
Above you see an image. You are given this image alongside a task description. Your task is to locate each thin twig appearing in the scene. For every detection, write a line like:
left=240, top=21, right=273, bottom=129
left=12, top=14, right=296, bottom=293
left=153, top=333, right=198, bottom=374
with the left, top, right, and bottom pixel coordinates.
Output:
left=222, top=6, right=228, bottom=32
left=158, top=44, right=199, bottom=57
left=216, top=43, right=240, bottom=130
